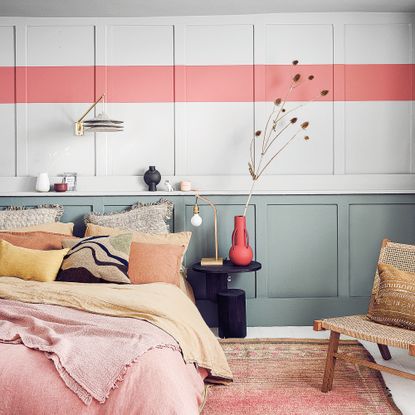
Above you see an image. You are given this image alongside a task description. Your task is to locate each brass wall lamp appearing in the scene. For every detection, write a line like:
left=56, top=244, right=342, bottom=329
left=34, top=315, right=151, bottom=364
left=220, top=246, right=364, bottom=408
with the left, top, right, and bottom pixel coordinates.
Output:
left=74, top=94, right=124, bottom=136
left=191, top=193, right=223, bottom=266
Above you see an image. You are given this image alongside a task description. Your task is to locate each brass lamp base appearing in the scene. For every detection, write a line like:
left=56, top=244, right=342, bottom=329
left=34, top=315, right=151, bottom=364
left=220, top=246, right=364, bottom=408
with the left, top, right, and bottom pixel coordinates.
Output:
left=201, top=257, right=224, bottom=266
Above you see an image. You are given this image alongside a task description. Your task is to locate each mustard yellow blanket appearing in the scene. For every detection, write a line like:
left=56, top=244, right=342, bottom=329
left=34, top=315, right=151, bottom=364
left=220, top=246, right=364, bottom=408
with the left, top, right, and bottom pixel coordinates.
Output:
left=0, top=277, right=232, bottom=383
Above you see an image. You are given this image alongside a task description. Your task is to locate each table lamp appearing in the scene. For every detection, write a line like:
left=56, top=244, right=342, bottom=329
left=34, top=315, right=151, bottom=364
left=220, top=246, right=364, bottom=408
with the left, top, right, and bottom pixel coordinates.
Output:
left=191, top=194, right=223, bottom=266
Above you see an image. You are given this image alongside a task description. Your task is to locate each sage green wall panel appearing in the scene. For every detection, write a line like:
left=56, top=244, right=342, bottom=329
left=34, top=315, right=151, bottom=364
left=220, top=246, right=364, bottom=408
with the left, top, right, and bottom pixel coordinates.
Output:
left=245, top=297, right=369, bottom=326
left=266, top=204, right=338, bottom=298
left=1, top=194, right=415, bottom=326
left=61, top=205, right=93, bottom=236
left=184, top=203, right=256, bottom=299
left=349, top=203, right=415, bottom=297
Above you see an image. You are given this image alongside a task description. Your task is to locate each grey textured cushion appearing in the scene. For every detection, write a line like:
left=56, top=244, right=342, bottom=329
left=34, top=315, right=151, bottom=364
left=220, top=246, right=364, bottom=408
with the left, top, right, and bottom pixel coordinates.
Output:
left=85, top=199, right=173, bottom=234
left=0, top=205, right=64, bottom=230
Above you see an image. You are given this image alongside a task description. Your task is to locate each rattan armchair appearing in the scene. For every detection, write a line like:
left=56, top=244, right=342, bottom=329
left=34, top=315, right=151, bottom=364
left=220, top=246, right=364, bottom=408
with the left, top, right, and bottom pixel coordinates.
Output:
left=314, top=239, right=415, bottom=393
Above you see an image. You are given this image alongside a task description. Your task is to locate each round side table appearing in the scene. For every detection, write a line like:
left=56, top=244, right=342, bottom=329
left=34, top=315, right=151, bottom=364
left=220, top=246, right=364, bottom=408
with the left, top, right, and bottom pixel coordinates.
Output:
left=191, top=260, right=261, bottom=338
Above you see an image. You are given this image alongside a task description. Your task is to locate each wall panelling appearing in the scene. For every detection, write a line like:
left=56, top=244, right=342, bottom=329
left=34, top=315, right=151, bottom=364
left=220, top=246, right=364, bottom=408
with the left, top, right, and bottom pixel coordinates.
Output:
left=1, top=13, right=412, bottom=192
left=2, top=193, right=414, bottom=326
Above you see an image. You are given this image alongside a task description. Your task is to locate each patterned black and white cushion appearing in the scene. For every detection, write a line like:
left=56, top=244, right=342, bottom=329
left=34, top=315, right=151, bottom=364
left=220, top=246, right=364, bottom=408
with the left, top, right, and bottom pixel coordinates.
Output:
left=57, top=234, right=132, bottom=284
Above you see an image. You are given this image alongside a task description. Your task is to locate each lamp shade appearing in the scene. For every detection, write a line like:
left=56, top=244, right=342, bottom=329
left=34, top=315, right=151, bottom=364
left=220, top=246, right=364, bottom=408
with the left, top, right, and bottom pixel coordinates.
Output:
left=74, top=94, right=125, bottom=136
left=83, top=112, right=124, bottom=133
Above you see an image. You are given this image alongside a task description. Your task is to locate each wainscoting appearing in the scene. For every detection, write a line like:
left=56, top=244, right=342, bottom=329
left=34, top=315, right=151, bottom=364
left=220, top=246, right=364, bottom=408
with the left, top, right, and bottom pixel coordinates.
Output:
left=2, top=193, right=414, bottom=326
left=0, top=13, right=414, bottom=194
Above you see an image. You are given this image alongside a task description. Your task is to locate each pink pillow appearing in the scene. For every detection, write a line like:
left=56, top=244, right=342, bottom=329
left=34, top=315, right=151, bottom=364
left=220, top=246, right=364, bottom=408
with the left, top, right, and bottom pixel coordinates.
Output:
left=128, top=242, right=185, bottom=286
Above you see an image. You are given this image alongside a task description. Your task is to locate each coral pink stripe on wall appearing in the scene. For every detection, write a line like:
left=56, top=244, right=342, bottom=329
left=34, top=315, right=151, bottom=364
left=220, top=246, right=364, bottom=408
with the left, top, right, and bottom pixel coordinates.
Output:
left=0, top=67, right=15, bottom=103
left=0, top=64, right=413, bottom=104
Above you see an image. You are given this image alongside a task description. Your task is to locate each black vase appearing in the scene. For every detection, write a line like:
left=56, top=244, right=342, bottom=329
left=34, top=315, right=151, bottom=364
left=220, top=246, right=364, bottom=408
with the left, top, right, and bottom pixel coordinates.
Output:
left=143, top=166, right=161, bottom=191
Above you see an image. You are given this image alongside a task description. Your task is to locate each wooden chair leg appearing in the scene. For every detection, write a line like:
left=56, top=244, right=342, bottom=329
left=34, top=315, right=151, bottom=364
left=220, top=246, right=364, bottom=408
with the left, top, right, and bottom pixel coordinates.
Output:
left=321, top=331, right=340, bottom=393
left=378, top=344, right=392, bottom=361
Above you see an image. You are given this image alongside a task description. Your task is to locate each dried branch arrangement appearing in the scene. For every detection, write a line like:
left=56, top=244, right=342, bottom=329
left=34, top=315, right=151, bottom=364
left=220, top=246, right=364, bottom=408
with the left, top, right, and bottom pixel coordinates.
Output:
left=243, top=60, right=329, bottom=216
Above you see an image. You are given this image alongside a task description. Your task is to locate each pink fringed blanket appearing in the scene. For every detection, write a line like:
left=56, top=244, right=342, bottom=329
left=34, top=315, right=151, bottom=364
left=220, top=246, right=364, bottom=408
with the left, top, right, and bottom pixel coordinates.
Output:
left=0, top=299, right=180, bottom=405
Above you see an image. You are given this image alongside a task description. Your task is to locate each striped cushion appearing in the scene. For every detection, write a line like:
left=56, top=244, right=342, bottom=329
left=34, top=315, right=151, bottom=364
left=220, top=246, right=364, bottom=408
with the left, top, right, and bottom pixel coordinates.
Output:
left=57, top=234, right=132, bottom=284
left=368, top=263, right=415, bottom=330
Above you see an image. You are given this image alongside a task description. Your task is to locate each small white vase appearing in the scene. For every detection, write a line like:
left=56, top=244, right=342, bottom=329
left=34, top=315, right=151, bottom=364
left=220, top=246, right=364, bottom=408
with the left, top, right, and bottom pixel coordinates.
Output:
left=36, top=172, right=50, bottom=192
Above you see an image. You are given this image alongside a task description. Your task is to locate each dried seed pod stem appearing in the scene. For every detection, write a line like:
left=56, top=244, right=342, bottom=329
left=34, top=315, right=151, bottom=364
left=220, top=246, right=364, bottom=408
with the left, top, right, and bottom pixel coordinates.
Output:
left=243, top=58, right=329, bottom=216
left=264, top=117, right=298, bottom=153
left=275, top=89, right=330, bottom=124
left=263, top=81, right=295, bottom=149
left=256, top=129, right=303, bottom=178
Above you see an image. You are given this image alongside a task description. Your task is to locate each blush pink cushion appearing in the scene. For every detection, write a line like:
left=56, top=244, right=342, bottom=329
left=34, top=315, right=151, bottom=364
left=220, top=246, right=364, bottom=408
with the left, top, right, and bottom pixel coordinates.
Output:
left=128, top=242, right=185, bottom=286
left=0, top=231, right=77, bottom=250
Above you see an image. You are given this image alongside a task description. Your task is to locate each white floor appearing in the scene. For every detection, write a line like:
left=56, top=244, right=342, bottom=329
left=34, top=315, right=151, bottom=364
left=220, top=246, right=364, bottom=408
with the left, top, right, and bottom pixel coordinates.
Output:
left=239, top=327, right=415, bottom=415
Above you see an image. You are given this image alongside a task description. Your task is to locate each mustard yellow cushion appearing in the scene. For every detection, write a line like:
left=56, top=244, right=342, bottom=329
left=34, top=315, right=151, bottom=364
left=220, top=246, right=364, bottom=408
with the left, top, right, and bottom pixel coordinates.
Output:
left=0, top=240, right=69, bottom=282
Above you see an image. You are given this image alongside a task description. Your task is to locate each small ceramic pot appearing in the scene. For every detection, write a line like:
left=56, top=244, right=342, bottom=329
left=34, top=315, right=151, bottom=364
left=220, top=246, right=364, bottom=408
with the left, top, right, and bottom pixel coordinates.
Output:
left=180, top=181, right=192, bottom=192
left=54, top=183, right=68, bottom=192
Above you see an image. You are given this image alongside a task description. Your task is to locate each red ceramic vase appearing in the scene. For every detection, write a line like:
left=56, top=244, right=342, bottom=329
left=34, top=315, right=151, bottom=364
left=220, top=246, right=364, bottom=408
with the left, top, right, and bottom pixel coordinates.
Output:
left=229, top=215, right=253, bottom=266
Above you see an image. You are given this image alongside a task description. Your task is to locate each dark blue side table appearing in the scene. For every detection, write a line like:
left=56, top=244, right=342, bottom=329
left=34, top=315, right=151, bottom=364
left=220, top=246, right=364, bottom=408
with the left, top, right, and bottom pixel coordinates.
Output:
left=191, top=260, right=261, bottom=338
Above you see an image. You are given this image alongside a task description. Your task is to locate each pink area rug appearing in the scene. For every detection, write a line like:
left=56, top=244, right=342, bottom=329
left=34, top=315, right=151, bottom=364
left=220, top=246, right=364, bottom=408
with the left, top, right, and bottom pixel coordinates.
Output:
left=203, top=338, right=400, bottom=415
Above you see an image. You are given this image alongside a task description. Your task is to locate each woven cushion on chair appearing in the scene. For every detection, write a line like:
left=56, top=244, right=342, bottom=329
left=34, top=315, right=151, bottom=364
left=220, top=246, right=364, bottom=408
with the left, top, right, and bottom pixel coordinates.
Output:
left=367, top=263, right=415, bottom=330
left=369, top=241, right=415, bottom=315
left=321, top=315, right=415, bottom=350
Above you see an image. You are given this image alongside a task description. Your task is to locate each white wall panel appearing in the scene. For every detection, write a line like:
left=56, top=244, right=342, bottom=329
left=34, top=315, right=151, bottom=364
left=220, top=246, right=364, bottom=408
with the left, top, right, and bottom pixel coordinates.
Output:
left=260, top=102, right=333, bottom=174
left=185, top=25, right=253, bottom=64
left=107, top=25, right=173, bottom=65
left=345, top=101, right=411, bottom=174
left=263, top=24, right=334, bottom=174
left=344, top=24, right=413, bottom=174
left=182, top=24, right=254, bottom=175
left=105, top=25, right=174, bottom=175
left=184, top=102, right=253, bottom=175
left=345, top=24, right=411, bottom=64
left=0, top=26, right=14, bottom=65
left=106, top=103, right=174, bottom=176
left=0, top=26, right=15, bottom=176
left=26, top=104, right=95, bottom=176
left=27, top=26, right=95, bottom=66
left=265, top=24, right=333, bottom=64
left=25, top=26, right=96, bottom=176
left=0, top=105, right=16, bottom=176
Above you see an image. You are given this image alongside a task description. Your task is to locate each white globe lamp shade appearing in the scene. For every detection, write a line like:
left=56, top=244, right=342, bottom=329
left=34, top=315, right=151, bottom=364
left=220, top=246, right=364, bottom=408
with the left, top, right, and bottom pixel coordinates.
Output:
left=191, top=213, right=203, bottom=227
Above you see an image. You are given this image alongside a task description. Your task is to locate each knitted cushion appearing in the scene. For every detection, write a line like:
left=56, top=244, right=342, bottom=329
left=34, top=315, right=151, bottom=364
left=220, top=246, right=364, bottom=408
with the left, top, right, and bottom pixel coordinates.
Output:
left=85, top=199, right=173, bottom=234
left=0, top=205, right=63, bottom=230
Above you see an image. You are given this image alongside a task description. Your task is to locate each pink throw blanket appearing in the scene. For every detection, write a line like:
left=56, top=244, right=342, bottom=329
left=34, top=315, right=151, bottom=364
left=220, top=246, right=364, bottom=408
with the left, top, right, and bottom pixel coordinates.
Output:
left=0, top=299, right=181, bottom=405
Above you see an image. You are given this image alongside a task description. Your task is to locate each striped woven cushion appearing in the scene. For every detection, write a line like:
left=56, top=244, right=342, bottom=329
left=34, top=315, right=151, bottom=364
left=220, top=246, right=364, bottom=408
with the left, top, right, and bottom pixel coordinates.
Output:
left=57, top=234, right=132, bottom=284
left=368, top=263, right=415, bottom=330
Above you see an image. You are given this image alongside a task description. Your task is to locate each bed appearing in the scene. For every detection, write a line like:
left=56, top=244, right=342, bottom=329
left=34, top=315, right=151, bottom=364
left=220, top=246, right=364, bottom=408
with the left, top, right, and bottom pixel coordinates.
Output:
left=0, top=277, right=232, bottom=415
